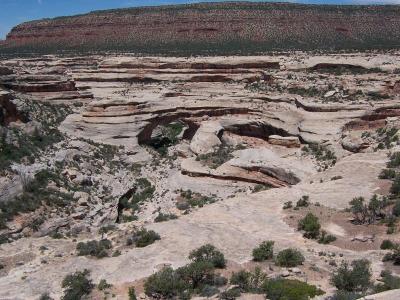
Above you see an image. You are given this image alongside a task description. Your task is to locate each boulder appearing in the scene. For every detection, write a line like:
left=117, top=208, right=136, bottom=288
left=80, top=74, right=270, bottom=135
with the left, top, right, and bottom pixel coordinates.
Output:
left=386, top=117, right=400, bottom=129
left=73, top=191, right=90, bottom=206
left=324, top=90, right=337, bottom=98
left=341, top=134, right=369, bottom=153
left=281, top=270, right=290, bottom=277
left=351, top=235, right=374, bottom=242
left=268, top=135, right=301, bottom=148
left=229, top=148, right=314, bottom=184
left=289, top=267, right=302, bottom=274
left=190, top=121, right=223, bottom=155
left=35, top=218, right=69, bottom=237
left=72, top=175, right=93, bottom=186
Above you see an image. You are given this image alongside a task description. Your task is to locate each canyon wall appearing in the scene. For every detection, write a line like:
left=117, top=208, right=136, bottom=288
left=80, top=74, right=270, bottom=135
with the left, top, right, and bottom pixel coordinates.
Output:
left=2, top=2, right=400, bottom=54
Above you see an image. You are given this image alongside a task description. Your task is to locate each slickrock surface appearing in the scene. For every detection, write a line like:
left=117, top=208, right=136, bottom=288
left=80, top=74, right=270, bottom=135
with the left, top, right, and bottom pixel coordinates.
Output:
left=1, top=2, right=400, bottom=53
left=1, top=52, right=400, bottom=299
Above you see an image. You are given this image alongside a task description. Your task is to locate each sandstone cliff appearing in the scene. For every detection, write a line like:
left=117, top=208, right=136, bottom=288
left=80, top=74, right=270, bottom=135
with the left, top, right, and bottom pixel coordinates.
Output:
left=2, top=2, right=400, bottom=54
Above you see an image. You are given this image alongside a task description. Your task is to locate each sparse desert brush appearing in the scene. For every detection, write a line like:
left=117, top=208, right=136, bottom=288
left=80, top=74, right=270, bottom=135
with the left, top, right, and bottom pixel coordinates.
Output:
left=252, top=241, right=274, bottom=261
left=298, top=213, right=321, bottom=239
left=144, top=245, right=228, bottom=298
left=128, top=228, right=161, bottom=248
left=296, top=195, right=310, bottom=208
left=275, top=248, right=305, bottom=267
left=189, top=244, right=226, bottom=268
left=61, top=269, right=94, bottom=300
left=76, top=239, right=112, bottom=258
left=380, top=240, right=395, bottom=250
left=262, top=278, right=324, bottom=300
left=331, top=259, right=372, bottom=292
left=154, top=212, right=178, bottom=223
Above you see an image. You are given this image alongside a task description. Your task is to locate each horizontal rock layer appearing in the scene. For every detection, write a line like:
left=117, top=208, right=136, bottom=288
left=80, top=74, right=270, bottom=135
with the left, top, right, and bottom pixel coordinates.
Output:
left=2, top=2, right=400, bottom=53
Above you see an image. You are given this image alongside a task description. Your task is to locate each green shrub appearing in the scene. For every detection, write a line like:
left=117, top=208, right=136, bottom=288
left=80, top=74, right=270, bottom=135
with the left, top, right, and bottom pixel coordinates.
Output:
left=143, top=246, right=227, bottom=299
left=388, top=227, right=396, bottom=234
left=275, top=248, right=305, bottom=267
left=374, top=270, right=400, bottom=293
left=302, top=144, right=337, bottom=167
left=200, top=285, right=219, bottom=297
left=230, top=267, right=266, bottom=293
left=331, top=259, right=372, bottom=292
left=379, top=169, right=397, bottom=180
left=50, top=232, right=64, bottom=239
left=262, top=279, right=324, bottom=300
left=381, top=240, right=395, bottom=250
left=388, top=227, right=396, bottom=235
left=177, top=261, right=215, bottom=289
left=148, top=122, right=184, bottom=155
left=178, top=190, right=217, bottom=209
left=128, top=287, right=137, bottom=300
left=213, top=274, right=228, bottom=287
left=349, top=197, right=367, bottom=224
left=119, top=179, right=155, bottom=217
left=387, top=152, right=400, bottom=168
left=382, top=245, right=400, bottom=265
left=318, top=230, right=337, bottom=244
left=392, top=200, right=400, bottom=217
left=39, top=293, right=53, bottom=300
left=392, top=246, right=400, bottom=263
left=130, top=228, right=161, bottom=248
left=298, top=213, right=321, bottom=239
left=144, top=267, right=188, bottom=299
left=0, top=169, right=73, bottom=228
left=331, top=291, right=363, bottom=300
left=189, top=244, right=226, bottom=268
left=0, top=101, right=71, bottom=171
left=176, top=201, right=190, bottom=211
left=349, top=195, right=389, bottom=225
left=154, top=213, right=178, bottom=223
left=97, top=279, right=112, bottom=291
left=219, top=287, right=241, bottom=300
left=230, top=270, right=251, bottom=291
left=390, top=175, right=400, bottom=197
left=0, top=233, right=10, bottom=244
left=283, top=201, right=293, bottom=209
left=98, top=224, right=116, bottom=236
left=76, top=239, right=112, bottom=258
left=196, top=145, right=235, bottom=169
left=61, top=269, right=94, bottom=300
left=296, top=196, right=310, bottom=208
left=252, top=184, right=270, bottom=193
left=252, top=241, right=274, bottom=261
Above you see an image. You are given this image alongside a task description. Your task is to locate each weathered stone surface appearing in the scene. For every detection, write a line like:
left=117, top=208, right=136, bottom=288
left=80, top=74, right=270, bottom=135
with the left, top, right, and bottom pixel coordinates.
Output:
left=190, top=121, right=223, bottom=155
left=3, top=2, right=400, bottom=52
left=35, top=218, right=69, bottom=237
left=0, top=52, right=400, bottom=300
left=229, top=148, right=314, bottom=184
left=0, top=176, right=23, bottom=203
left=341, top=133, right=369, bottom=153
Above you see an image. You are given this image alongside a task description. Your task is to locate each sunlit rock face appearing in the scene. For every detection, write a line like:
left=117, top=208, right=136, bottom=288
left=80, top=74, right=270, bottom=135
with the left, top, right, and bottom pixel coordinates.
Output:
left=1, top=52, right=400, bottom=299
left=2, top=2, right=400, bottom=53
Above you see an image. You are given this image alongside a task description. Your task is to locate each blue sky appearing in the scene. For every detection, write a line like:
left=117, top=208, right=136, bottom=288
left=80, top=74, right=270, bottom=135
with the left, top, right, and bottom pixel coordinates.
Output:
left=1, top=0, right=399, bottom=39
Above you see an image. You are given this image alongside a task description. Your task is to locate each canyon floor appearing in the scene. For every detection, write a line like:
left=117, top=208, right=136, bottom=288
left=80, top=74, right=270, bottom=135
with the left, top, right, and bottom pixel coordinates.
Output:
left=1, top=52, right=400, bottom=299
